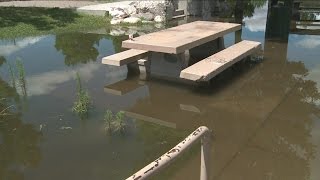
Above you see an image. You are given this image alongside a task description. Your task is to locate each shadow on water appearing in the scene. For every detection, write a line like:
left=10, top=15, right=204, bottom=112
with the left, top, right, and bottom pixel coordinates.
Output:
left=0, top=7, right=80, bottom=31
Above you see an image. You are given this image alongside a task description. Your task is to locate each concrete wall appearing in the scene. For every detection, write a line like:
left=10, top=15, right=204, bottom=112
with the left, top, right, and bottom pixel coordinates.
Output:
left=173, top=0, right=219, bottom=18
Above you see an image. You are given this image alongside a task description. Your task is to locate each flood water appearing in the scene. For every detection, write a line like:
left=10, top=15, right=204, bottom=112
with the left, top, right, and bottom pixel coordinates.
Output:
left=1, top=2, right=320, bottom=180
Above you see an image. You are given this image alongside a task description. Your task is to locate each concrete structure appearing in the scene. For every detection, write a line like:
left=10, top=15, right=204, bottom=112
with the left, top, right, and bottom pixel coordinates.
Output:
left=102, top=21, right=258, bottom=82
left=102, top=49, right=148, bottom=66
left=180, top=40, right=262, bottom=81
left=122, top=21, right=241, bottom=54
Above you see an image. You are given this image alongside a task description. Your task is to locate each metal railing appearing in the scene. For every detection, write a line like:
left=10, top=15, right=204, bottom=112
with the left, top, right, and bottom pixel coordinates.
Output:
left=126, top=126, right=212, bottom=180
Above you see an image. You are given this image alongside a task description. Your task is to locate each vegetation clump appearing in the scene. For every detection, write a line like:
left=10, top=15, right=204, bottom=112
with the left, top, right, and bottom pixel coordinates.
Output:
left=8, top=62, right=15, bottom=88
left=72, top=73, right=91, bottom=117
left=16, top=59, right=27, bottom=96
left=104, top=110, right=127, bottom=134
left=0, top=7, right=108, bottom=39
left=0, top=98, right=13, bottom=117
left=6, top=58, right=27, bottom=96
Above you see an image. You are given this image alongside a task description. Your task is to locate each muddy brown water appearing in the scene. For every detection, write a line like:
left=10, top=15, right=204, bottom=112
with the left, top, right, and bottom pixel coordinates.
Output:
left=1, top=3, right=320, bottom=180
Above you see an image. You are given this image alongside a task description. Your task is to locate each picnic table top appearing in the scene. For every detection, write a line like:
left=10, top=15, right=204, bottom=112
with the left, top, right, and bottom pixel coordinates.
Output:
left=122, top=21, right=241, bottom=54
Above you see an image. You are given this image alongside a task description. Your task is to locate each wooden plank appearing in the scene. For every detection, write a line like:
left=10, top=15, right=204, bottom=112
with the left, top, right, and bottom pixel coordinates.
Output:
left=122, top=21, right=241, bottom=54
left=180, top=40, right=261, bottom=81
left=102, top=49, right=148, bottom=66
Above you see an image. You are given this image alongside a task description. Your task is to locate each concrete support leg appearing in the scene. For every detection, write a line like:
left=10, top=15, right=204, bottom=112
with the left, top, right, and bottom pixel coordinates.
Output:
left=178, top=50, right=190, bottom=69
left=138, top=57, right=151, bottom=81
left=127, top=61, right=140, bottom=76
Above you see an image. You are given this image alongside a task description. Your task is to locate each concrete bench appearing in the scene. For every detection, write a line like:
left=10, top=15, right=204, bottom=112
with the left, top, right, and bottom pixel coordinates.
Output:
left=102, top=49, right=149, bottom=66
left=180, top=40, right=261, bottom=81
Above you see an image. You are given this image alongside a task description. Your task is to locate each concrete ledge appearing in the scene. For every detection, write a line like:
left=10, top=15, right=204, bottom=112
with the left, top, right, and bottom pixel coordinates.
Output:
left=180, top=40, right=262, bottom=81
left=102, top=49, right=149, bottom=66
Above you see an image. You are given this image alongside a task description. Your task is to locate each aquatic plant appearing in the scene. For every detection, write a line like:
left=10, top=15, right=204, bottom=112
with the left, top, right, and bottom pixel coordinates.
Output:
left=8, top=62, right=15, bottom=88
left=103, top=110, right=127, bottom=134
left=104, top=109, right=113, bottom=132
left=113, top=111, right=126, bottom=133
left=15, top=58, right=27, bottom=96
left=0, top=98, right=13, bottom=116
left=72, top=73, right=91, bottom=117
left=16, top=59, right=25, bottom=85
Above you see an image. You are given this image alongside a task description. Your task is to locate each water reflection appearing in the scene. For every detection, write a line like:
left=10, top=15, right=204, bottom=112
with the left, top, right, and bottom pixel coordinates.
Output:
left=55, top=32, right=103, bottom=66
left=0, top=63, right=42, bottom=180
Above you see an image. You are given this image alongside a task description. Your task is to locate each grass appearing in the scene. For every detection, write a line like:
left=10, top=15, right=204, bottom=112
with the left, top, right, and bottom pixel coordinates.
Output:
left=104, top=110, right=127, bottom=134
left=0, top=7, right=109, bottom=39
left=72, top=73, right=91, bottom=117
left=16, top=59, right=25, bottom=86
left=8, top=62, right=16, bottom=88
left=16, top=59, right=27, bottom=97
left=0, top=98, right=13, bottom=117
left=5, top=58, right=27, bottom=96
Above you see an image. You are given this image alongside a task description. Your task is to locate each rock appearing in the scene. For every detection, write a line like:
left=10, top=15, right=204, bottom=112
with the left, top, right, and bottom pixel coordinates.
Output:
left=154, top=15, right=165, bottom=23
left=155, top=23, right=165, bottom=29
left=123, top=17, right=141, bottom=24
left=124, top=5, right=137, bottom=15
left=109, top=7, right=128, bottom=18
left=133, top=0, right=174, bottom=19
left=110, top=29, right=126, bottom=36
left=139, top=12, right=154, bottom=21
left=110, top=18, right=123, bottom=25
left=142, top=20, right=154, bottom=24
left=125, top=29, right=138, bottom=36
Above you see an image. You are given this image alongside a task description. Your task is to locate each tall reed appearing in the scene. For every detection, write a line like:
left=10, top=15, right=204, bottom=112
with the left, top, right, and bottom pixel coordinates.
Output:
left=15, top=59, right=27, bottom=96
left=8, top=62, right=15, bottom=88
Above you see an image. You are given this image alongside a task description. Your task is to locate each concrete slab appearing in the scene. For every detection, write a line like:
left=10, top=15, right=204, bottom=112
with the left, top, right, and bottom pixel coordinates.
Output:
left=180, top=40, right=261, bottom=81
left=122, top=21, right=241, bottom=54
left=77, top=1, right=133, bottom=16
left=102, top=49, right=149, bottom=66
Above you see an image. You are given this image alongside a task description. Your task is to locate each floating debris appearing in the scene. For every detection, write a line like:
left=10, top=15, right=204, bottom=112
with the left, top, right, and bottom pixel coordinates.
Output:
left=60, top=126, right=72, bottom=130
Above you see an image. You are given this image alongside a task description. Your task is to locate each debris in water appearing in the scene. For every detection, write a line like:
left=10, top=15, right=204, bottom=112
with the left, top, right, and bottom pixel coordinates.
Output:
left=60, top=126, right=72, bottom=130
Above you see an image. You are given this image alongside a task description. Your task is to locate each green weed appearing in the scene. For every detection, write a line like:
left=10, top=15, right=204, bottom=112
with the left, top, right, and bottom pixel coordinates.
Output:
left=72, top=73, right=91, bottom=117
left=0, top=98, right=13, bottom=116
left=8, top=62, right=15, bottom=88
left=104, top=110, right=127, bottom=134
left=0, top=7, right=108, bottom=39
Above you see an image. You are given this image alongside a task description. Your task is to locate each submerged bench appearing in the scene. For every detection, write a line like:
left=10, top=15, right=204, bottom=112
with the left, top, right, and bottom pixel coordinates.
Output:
left=180, top=40, right=261, bottom=81
left=102, top=49, right=149, bottom=66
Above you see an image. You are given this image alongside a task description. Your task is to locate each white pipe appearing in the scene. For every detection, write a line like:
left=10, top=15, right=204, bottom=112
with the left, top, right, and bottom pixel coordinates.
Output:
left=126, top=126, right=211, bottom=180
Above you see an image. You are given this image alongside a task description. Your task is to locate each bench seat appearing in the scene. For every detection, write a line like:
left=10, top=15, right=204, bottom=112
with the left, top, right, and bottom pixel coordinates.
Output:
left=102, top=49, right=149, bottom=66
left=180, top=40, right=261, bottom=81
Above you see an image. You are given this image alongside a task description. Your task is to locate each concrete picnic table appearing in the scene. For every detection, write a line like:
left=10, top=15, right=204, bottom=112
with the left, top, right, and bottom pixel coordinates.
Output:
left=121, top=21, right=242, bottom=75
left=122, top=21, right=241, bottom=54
left=102, top=21, right=263, bottom=83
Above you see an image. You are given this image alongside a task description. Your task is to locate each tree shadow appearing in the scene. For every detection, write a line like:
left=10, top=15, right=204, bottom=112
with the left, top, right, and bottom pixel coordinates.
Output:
left=0, top=7, right=80, bottom=31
